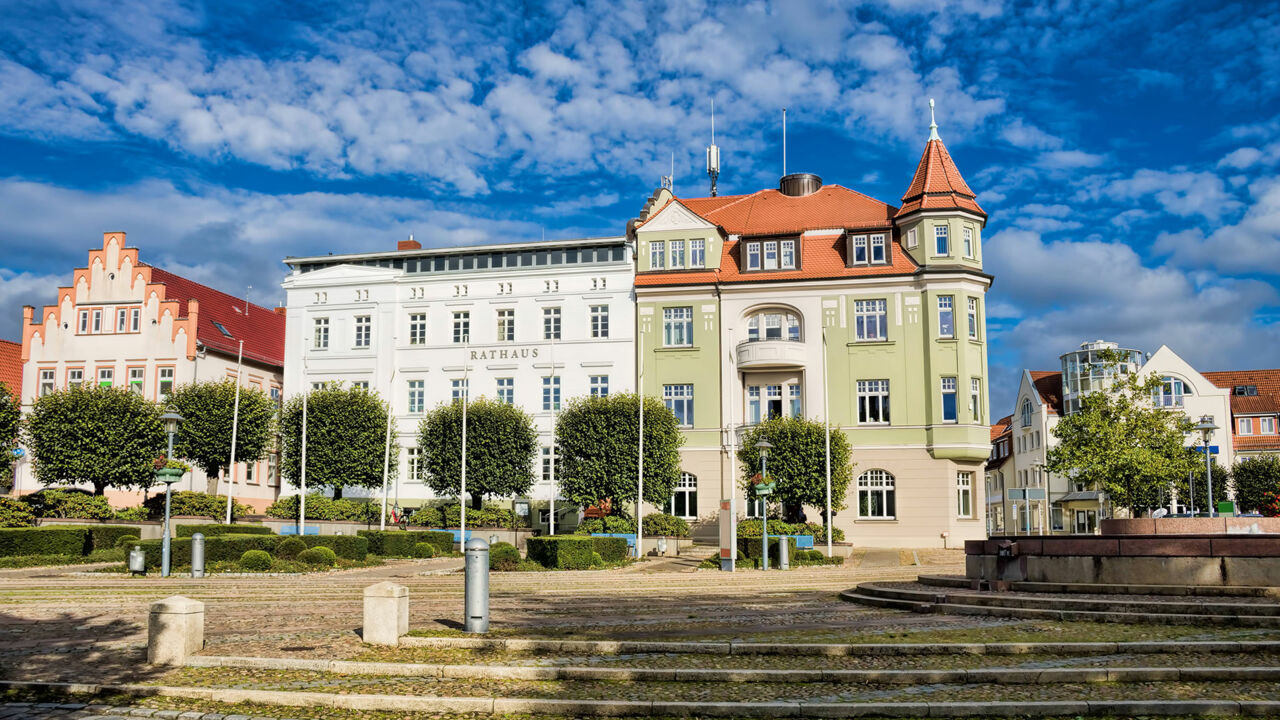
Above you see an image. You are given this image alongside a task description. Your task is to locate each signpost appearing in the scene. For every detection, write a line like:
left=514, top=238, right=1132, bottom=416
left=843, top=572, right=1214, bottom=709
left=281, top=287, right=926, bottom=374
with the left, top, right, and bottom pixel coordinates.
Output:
left=753, top=480, right=775, bottom=570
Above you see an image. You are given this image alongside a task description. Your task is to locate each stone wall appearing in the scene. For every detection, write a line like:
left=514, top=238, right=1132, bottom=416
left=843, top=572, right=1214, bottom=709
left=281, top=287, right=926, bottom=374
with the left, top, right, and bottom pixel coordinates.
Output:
left=1101, top=517, right=1280, bottom=535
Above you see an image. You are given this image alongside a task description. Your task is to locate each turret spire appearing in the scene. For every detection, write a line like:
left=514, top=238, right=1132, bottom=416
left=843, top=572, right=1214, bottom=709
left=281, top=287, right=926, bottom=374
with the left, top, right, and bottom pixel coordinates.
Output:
left=928, top=98, right=940, bottom=141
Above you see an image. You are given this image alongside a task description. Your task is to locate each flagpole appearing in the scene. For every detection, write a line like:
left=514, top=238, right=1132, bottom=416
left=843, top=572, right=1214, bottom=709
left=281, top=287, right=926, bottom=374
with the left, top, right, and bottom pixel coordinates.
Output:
left=460, top=341, right=470, bottom=544
left=224, top=340, right=244, bottom=524
left=299, top=335, right=308, bottom=535
left=379, top=367, right=396, bottom=531
left=549, top=336, right=557, bottom=535
left=823, top=326, right=832, bottom=556
left=636, top=346, right=644, bottom=559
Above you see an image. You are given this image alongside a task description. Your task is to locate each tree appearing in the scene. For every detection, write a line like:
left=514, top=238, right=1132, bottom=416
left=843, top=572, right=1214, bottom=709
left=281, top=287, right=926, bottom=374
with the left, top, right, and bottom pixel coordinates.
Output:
left=165, top=380, right=276, bottom=482
left=1232, top=455, right=1280, bottom=514
left=0, top=382, right=19, bottom=484
left=1046, top=351, right=1200, bottom=516
left=556, top=393, right=684, bottom=513
left=23, top=385, right=165, bottom=495
left=418, top=397, right=538, bottom=509
left=279, top=384, right=396, bottom=499
left=737, top=417, right=854, bottom=523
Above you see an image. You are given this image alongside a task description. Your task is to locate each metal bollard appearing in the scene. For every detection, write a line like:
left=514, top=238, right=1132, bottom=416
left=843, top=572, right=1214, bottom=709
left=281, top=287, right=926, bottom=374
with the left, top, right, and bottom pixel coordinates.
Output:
left=128, top=546, right=146, bottom=576
left=190, top=533, right=206, bottom=579
left=463, top=537, right=489, bottom=633
left=779, top=537, right=789, bottom=570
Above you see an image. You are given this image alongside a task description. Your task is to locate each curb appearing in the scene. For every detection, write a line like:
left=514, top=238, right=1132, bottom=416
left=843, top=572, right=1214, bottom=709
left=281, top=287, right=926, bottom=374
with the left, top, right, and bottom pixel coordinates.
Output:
left=2, top=680, right=1277, bottom=717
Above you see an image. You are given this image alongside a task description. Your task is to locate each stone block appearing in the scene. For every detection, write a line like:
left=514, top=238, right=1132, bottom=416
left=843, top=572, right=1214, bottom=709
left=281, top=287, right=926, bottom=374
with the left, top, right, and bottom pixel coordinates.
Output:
left=147, top=596, right=204, bottom=665
left=1040, top=537, right=1120, bottom=556
left=1119, top=537, right=1212, bottom=556
left=963, top=539, right=985, bottom=555
left=1101, top=518, right=1155, bottom=535
left=362, top=581, right=408, bottom=646
left=1157, top=517, right=1227, bottom=534
left=1212, top=537, right=1280, bottom=557
left=493, top=699, right=648, bottom=716
left=801, top=703, right=930, bottom=718
left=651, top=701, right=798, bottom=717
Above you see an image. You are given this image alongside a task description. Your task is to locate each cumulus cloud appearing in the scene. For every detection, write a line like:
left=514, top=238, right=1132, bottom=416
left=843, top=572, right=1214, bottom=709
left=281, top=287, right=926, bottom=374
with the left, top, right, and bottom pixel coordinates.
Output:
left=1152, top=177, right=1280, bottom=275
left=1087, top=168, right=1241, bottom=222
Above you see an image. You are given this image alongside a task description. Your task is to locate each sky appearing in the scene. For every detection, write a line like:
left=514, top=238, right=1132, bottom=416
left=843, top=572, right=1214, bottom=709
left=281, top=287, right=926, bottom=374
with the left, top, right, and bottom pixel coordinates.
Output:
left=1, top=0, right=1278, bottom=413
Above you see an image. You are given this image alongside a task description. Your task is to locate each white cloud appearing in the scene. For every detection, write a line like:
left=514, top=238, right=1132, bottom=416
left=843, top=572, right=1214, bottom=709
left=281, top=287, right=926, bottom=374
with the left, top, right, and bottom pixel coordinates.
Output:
left=1035, top=150, right=1106, bottom=170
left=1152, top=177, right=1280, bottom=275
left=1092, top=168, right=1241, bottom=222
left=999, top=118, right=1063, bottom=151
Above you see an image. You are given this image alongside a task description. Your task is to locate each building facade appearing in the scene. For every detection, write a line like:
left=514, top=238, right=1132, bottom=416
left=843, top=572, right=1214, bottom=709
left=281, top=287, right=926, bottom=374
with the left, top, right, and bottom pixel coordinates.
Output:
left=629, top=119, right=992, bottom=548
left=14, top=232, right=286, bottom=509
left=1202, top=371, right=1280, bottom=460
left=281, top=236, right=634, bottom=530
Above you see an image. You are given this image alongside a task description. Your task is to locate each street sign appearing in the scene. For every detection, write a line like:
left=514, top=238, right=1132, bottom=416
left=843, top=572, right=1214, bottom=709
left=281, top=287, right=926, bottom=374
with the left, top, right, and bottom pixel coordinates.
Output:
left=753, top=481, right=776, bottom=496
left=1193, top=446, right=1219, bottom=455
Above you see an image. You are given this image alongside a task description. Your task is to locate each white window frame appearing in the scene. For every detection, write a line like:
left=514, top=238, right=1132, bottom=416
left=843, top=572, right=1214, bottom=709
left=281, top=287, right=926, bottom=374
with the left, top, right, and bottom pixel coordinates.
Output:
left=98, top=368, right=113, bottom=387
left=905, top=227, right=918, bottom=249
left=406, top=447, right=423, bottom=482
left=745, top=242, right=761, bottom=270
left=937, top=296, right=955, bottom=338
left=663, top=307, right=693, bottom=347
left=130, top=308, right=140, bottom=332
left=670, top=240, right=685, bottom=268
left=650, top=241, right=665, bottom=269
left=789, top=383, right=802, bottom=418
left=39, top=369, right=55, bottom=397
left=409, top=313, right=427, bottom=345
left=780, top=239, right=796, bottom=269
left=971, top=378, right=982, bottom=422
left=934, top=225, right=949, bottom=255
left=870, top=234, right=886, bottom=264
left=967, top=297, right=979, bottom=339
left=451, top=378, right=469, bottom=402
left=78, top=310, right=89, bottom=333
left=763, top=241, right=778, bottom=270
left=408, top=380, right=425, bottom=414
left=68, top=368, right=84, bottom=388
left=92, top=309, right=102, bottom=333
left=590, top=304, right=609, bottom=338
left=957, top=472, right=973, bottom=517
left=158, top=367, right=174, bottom=400
left=942, top=377, right=958, bottom=423
left=543, top=307, right=561, bottom=340
left=690, top=239, right=706, bottom=268
left=669, top=472, right=698, bottom=519
left=963, top=227, right=974, bottom=258
left=1261, top=416, right=1276, bottom=434
left=663, top=384, right=694, bottom=426
left=854, top=299, right=887, bottom=341
left=852, top=235, right=868, bottom=264
left=496, top=377, right=514, bottom=405
left=497, top=308, right=515, bottom=342
left=747, top=385, right=761, bottom=425
left=857, top=470, right=896, bottom=519
left=589, top=375, right=609, bottom=397
left=857, top=379, right=890, bottom=425
left=353, top=315, right=372, bottom=348
left=128, top=367, right=145, bottom=395
left=542, top=375, right=561, bottom=412
left=313, top=317, right=329, bottom=349
left=1021, top=398, right=1032, bottom=427
left=452, top=311, right=470, bottom=343
left=117, top=308, right=128, bottom=333
left=1239, top=417, right=1253, bottom=435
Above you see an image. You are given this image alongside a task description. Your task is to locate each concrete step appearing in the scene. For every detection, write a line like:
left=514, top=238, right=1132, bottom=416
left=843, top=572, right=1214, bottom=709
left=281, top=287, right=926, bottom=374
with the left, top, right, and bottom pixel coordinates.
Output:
left=919, top=573, right=1280, bottom=598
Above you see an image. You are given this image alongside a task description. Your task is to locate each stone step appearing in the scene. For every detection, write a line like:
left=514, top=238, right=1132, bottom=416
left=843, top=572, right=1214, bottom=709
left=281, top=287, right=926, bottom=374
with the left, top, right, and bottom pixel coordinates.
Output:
left=919, top=574, right=1280, bottom=598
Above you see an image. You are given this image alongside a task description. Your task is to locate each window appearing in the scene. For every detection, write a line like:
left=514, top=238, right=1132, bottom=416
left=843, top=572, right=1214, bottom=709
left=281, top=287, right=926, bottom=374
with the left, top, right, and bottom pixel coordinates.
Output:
left=937, top=296, right=954, bottom=338
left=967, top=297, right=979, bottom=339
left=747, top=386, right=761, bottom=424
left=246, top=461, right=255, bottom=483
left=650, top=241, right=665, bottom=269
left=497, top=309, right=515, bottom=342
left=935, top=225, right=949, bottom=255
left=542, top=376, right=561, bottom=411
left=212, top=320, right=233, bottom=338
left=671, top=240, right=685, bottom=268
left=129, top=367, right=144, bottom=395
left=117, top=308, right=128, bottom=332
left=1021, top=398, right=1032, bottom=427
left=854, top=299, right=887, bottom=341
left=789, top=384, right=802, bottom=418
left=78, top=310, right=89, bottom=333
left=354, top=315, right=372, bottom=347
left=663, top=307, right=693, bottom=347
left=941, top=377, right=957, bottom=422
left=1155, top=377, right=1185, bottom=407
left=763, top=241, right=778, bottom=270
left=746, top=242, right=761, bottom=270
left=130, top=308, right=140, bottom=332
left=744, top=498, right=766, bottom=518
left=1239, top=417, right=1253, bottom=435
left=853, top=235, right=867, bottom=264
left=313, top=317, right=329, bottom=349
left=408, top=380, right=425, bottom=413
left=98, top=368, right=113, bottom=387
left=905, top=227, right=918, bottom=249
left=664, top=384, right=694, bottom=426
left=268, top=452, right=278, bottom=486
left=541, top=445, right=557, bottom=483
left=497, top=377, right=514, bottom=405
left=690, top=239, right=706, bottom=267
left=159, top=368, right=174, bottom=400
left=452, top=312, right=470, bottom=343
left=451, top=378, right=469, bottom=402
left=68, top=368, right=84, bottom=388
left=1235, top=385, right=1259, bottom=396
left=1262, top=417, right=1276, bottom=434
left=857, top=380, right=890, bottom=424
left=590, top=375, right=609, bottom=397
left=764, top=385, right=783, bottom=420
left=39, top=370, right=54, bottom=397
left=92, top=309, right=102, bottom=333
left=858, top=470, right=896, bottom=519
left=780, top=240, right=796, bottom=269
left=957, top=472, right=973, bottom=517
left=670, top=472, right=698, bottom=519
left=963, top=227, right=974, bottom=258
left=971, top=378, right=982, bottom=422
left=870, top=234, right=886, bottom=264
left=406, top=447, right=423, bottom=482
left=590, top=305, right=609, bottom=338
left=351, top=381, right=369, bottom=390
left=543, top=307, right=561, bottom=340
left=409, top=313, right=427, bottom=345
left=745, top=309, right=800, bottom=342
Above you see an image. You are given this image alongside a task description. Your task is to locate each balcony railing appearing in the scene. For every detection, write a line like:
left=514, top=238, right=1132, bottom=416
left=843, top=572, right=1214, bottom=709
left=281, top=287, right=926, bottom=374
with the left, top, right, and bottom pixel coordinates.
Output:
left=735, top=339, right=807, bottom=369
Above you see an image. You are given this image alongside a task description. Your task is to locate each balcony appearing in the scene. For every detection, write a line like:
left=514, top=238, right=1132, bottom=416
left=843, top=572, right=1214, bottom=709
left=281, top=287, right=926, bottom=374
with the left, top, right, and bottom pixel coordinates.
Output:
left=735, top=339, right=807, bottom=369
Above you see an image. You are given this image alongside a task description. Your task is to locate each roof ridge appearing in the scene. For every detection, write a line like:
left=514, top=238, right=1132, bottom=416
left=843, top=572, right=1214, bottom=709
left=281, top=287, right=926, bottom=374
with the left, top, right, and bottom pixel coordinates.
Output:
left=699, top=188, right=767, bottom=220
left=148, top=266, right=279, bottom=316
left=822, top=183, right=897, bottom=211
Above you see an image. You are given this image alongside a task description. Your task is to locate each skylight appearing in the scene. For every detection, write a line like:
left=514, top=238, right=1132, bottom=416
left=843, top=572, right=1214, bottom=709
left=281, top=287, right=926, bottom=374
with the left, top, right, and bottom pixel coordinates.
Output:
left=212, top=321, right=233, bottom=338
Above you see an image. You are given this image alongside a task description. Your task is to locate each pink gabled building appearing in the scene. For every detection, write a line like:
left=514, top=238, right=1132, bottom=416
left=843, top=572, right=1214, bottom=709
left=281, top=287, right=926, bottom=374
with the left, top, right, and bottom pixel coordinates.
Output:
left=15, top=232, right=286, bottom=511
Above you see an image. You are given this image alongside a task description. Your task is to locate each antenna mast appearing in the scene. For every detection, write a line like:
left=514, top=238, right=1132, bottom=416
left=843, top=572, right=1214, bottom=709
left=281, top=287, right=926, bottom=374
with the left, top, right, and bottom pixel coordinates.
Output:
left=706, top=99, right=721, bottom=197
left=782, top=108, right=788, bottom=177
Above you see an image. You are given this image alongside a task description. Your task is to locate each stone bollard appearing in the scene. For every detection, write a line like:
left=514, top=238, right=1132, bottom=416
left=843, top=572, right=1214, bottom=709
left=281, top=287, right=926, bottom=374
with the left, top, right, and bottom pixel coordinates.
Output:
left=363, top=581, right=409, bottom=646
left=147, top=596, right=204, bottom=665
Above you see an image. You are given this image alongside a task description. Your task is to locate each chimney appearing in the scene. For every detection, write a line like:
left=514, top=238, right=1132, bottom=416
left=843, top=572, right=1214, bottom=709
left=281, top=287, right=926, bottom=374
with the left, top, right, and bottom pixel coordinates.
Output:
left=273, top=307, right=287, bottom=316
left=779, top=173, right=822, bottom=197
left=398, top=233, right=421, bottom=251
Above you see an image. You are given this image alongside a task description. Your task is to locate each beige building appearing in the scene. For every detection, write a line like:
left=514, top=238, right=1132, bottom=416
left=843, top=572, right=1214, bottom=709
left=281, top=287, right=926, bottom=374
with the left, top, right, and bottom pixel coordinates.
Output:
left=14, top=232, right=286, bottom=510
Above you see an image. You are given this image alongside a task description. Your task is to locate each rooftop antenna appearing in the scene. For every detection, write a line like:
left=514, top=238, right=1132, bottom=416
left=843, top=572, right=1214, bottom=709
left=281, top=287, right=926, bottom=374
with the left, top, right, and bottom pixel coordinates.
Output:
left=782, top=108, right=788, bottom=177
left=928, top=98, right=940, bottom=141
left=244, top=286, right=251, bottom=314
left=706, top=99, right=721, bottom=197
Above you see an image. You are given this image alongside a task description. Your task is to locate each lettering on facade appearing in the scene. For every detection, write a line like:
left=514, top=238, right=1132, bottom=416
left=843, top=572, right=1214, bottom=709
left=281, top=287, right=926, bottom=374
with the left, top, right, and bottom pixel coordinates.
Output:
left=469, top=347, right=541, bottom=361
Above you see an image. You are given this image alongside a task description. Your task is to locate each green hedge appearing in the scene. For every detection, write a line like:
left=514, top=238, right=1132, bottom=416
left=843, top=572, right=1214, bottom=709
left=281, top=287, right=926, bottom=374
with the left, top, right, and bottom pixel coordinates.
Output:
left=358, top=530, right=454, bottom=557
left=143, top=491, right=252, bottom=521
left=526, top=535, right=594, bottom=570
left=736, top=536, right=798, bottom=567
left=176, top=524, right=273, bottom=538
left=573, top=515, right=635, bottom=535
left=591, top=536, right=629, bottom=564
left=0, top=526, right=90, bottom=557
left=136, top=533, right=367, bottom=568
left=264, top=494, right=377, bottom=523
left=641, top=513, right=690, bottom=538
left=88, top=526, right=143, bottom=551
left=408, top=504, right=529, bottom=530
left=735, top=519, right=844, bottom=542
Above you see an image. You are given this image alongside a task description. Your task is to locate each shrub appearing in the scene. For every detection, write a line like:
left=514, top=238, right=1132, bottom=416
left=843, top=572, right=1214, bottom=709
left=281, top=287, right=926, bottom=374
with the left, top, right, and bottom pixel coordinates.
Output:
left=489, top=541, right=520, bottom=570
left=88, top=526, right=142, bottom=551
left=135, top=532, right=367, bottom=568
left=144, top=491, right=252, bottom=521
left=642, top=513, right=690, bottom=538
left=425, top=504, right=528, bottom=529
left=359, top=530, right=453, bottom=557
left=574, top=515, right=635, bottom=535
left=239, top=549, right=272, bottom=571
left=0, top=498, right=35, bottom=528
left=590, top=536, right=629, bottom=564
left=0, top=526, right=91, bottom=557
left=114, top=535, right=141, bottom=550
left=20, top=489, right=113, bottom=520
left=276, top=537, right=307, bottom=559
left=411, top=542, right=437, bottom=558
left=297, top=534, right=368, bottom=560
left=736, top=536, right=798, bottom=566
left=735, top=519, right=843, bottom=542
left=264, top=494, right=377, bottom=523
left=298, top=546, right=337, bottom=566
left=590, top=551, right=604, bottom=567
left=177, top=523, right=272, bottom=538
left=112, top=506, right=149, bottom=522
left=526, top=535, right=594, bottom=570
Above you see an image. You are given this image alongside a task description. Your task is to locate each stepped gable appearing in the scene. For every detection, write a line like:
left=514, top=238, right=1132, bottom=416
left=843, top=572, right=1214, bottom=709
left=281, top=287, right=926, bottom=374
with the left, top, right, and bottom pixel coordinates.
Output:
left=148, top=267, right=286, bottom=368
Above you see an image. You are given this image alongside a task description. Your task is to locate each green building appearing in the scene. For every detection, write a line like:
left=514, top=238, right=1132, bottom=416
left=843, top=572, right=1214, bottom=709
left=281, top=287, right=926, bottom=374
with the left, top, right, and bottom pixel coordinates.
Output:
left=628, top=114, right=991, bottom=547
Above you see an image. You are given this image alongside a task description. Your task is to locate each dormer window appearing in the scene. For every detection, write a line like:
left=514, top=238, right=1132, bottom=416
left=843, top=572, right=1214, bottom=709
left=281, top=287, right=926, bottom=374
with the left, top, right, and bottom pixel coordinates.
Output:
left=745, top=242, right=761, bottom=270
left=690, top=239, right=706, bottom=267
left=853, top=236, right=867, bottom=264
left=870, top=234, right=886, bottom=263
left=780, top=240, right=796, bottom=269
left=763, top=241, right=778, bottom=270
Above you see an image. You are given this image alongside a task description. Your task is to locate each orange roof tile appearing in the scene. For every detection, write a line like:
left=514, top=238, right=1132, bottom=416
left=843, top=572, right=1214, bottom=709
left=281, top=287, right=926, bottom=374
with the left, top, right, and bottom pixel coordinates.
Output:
left=897, top=139, right=984, bottom=219
left=0, top=339, right=20, bottom=398
left=1030, top=371, right=1064, bottom=415
left=1233, top=435, right=1280, bottom=452
left=1203, top=369, right=1280, bottom=417
left=149, top=267, right=286, bottom=368
left=990, top=414, right=1013, bottom=441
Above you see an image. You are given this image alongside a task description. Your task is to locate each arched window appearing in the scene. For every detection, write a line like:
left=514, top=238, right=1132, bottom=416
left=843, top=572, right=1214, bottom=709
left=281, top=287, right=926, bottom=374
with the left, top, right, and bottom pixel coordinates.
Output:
left=745, top=309, right=801, bottom=342
left=1155, top=377, right=1187, bottom=408
left=670, top=472, right=698, bottom=519
left=857, top=470, right=896, bottom=519
left=1020, top=398, right=1032, bottom=427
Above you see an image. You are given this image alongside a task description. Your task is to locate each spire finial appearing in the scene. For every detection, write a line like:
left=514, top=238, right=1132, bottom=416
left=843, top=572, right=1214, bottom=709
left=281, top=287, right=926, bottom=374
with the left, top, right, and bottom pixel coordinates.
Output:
left=928, top=98, right=939, bottom=141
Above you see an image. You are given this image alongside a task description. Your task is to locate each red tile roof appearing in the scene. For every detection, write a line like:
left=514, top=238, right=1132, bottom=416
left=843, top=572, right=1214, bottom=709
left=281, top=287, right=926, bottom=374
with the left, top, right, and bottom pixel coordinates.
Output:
left=897, top=139, right=984, bottom=219
left=990, top=414, right=1012, bottom=441
left=0, top=339, right=20, bottom=398
left=1030, top=371, right=1064, bottom=415
left=148, top=267, right=286, bottom=368
left=1233, top=435, right=1280, bottom=452
left=1203, top=370, right=1280, bottom=416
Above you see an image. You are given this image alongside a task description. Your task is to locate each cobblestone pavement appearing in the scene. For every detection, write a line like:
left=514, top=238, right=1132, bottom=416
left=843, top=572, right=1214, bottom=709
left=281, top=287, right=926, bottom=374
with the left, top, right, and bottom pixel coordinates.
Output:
left=0, top=702, right=296, bottom=719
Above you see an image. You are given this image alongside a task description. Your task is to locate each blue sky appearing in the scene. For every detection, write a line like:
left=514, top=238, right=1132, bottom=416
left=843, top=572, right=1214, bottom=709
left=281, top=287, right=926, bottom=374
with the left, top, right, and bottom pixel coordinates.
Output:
left=1, top=0, right=1278, bottom=412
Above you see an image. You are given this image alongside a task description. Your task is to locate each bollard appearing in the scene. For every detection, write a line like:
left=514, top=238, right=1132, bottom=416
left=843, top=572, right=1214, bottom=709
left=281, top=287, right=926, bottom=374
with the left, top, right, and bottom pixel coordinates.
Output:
left=779, top=536, right=789, bottom=570
left=362, top=581, right=409, bottom=645
left=190, top=533, right=206, bottom=579
left=464, top=537, right=489, bottom=633
left=128, top=546, right=146, bottom=576
left=147, top=596, right=204, bottom=665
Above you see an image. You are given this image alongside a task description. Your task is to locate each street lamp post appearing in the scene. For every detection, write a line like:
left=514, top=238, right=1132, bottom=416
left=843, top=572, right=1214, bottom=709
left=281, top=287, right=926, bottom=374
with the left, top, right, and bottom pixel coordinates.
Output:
left=159, top=412, right=185, bottom=578
left=1194, top=415, right=1219, bottom=518
left=754, top=438, right=774, bottom=571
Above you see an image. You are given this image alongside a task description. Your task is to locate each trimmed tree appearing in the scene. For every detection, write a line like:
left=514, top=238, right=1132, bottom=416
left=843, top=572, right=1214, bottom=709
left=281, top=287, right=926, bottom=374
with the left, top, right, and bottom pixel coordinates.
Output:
left=166, top=380, right=276, bottom=484
left=555, top=393, right=684, bottom=514
left=0, top=382, right=19, bottom=484
left=418, top=397, right=539, bottom=510
left=279, top=384, right=396, bottom=499
left=1232, top=455, right=1280, bottom=514
left=737, top=417, right=854, bottom=523
left=23, top=385, right=165, bottom=495
left=1046, top=351, right=1200, bottom=516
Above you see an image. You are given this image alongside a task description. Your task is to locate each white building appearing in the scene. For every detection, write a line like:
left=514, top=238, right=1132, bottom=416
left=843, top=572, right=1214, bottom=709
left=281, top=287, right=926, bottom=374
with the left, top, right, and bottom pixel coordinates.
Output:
left=281, top=236, right=634, bottom=527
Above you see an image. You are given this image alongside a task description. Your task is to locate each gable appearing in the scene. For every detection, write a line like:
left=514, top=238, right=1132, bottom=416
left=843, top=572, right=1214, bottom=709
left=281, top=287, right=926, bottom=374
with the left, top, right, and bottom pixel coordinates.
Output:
left=637, top=200, right=718, bottom=234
